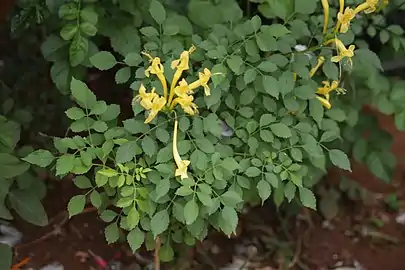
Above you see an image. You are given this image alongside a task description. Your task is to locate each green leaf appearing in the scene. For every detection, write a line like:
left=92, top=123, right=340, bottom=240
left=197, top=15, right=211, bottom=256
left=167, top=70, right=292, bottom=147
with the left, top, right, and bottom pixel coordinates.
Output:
left=90, top=51, right=117, bottom=71
left=22, top=150, right=55, bottom=168
left=156, top=128, right=170, bottom=143
left=109, top=26, right=141, bottom=56
left=100, top=210, right=117, bottom=222
left=60, top=24, right=78, bottom=40
left=221, top=190, right=242, bottom=207
left=299, top=187, right=316, bottom=210
left=9, top=189, right=48, bottom=226
left=65, top=107, right=86, bottom=120
left=155, top=178, right=170, bottom=200
left=197, top=192, right=213, bottom=207
left=260, top=114, right=276, bottom=126
left=0, top=243, right=12, bottom=270
left=142, top=136, right=156, bottom=157
left=355, top=48, right=382, bottom=70
left=244, top=68, right=257, bottom=84
left=294, top=0, right=317, bottom=14
left=176, top=186, right=193, bottom=196
left=140, top=26, right=159, bottom=37
left=127, top=227, right=144, bottom=253
left=263, top=75, right=279, bottom=98
left=195, top=138, right=215, bottom=153
left=74, top=175, right=92, bottom=189
left=159, top=243, right=175, bottom=262
left=127, top=208, right=140, bottom=229
left=90, top=190, right=102, bottom=208
left=284, top=182, right=296, bottom=202
left=90, top=101, right=108, bottom=115
left=56, top=154, right=75, bottom=176
left=329, top=149, right=351, bottom=171
left=80, top=22, right=97, bottom=36
left=294, top=85, right=315, bottom=100
left=59, top=3, right=78, bottom=20
left=257, top=180, right=272, bottom=203
left=270, top=123, right=292, bottom=138
left=219, top=206, right=238, bottom=235
left=226, top=55, right=244, bottom=74
left=92, top=121, right=108, bottom=132
left=222, top=157, right=240, bottom=171
left=151, top=209, right=170, bottom=237
left=366, top=153, right=390, bottom=183
left=115, top=67, right=131, bottom=84
left=149, top=0, right=166, bottom=24
left=69, top=34, right=88, bottom=67
left=68, top=195, right=86, bottom=217
left=116, top=141, right=138, bottom=163
left=258, top=61, right=278, bottom=72
left=278, top=71, right=295, bottom=95
left=245, top=167, right=261, bottom=177
left=124, top=52, right=142, bottom=66
left=184, top=199, right=199, bottom=225
left=0, top=154, right=29, bottom=179
left=260, top=130, right=274, bottom=142
left=105, top=223, right=119, bottom=244
left=70, top=78, right=97, bottom=109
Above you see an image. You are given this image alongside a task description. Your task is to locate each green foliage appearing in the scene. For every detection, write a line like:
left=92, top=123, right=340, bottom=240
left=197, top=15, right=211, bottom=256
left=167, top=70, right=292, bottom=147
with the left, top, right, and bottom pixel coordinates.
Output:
left=12, top=0, right=405, bottom=265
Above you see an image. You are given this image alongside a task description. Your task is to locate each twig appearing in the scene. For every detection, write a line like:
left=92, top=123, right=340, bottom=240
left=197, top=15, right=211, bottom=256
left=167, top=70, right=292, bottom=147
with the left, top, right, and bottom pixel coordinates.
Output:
left=15, top=207, right=96, bottom=249
left=154, top=236, right=161, bottom=270
left=11, top=257, right=31, bottom=270
left=288, top=237, right=302, bottom=269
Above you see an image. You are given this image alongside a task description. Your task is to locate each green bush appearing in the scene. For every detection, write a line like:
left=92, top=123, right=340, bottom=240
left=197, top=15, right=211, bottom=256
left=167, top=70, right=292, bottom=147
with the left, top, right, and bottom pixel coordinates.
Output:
left=9, top=0, right=405, bottom=265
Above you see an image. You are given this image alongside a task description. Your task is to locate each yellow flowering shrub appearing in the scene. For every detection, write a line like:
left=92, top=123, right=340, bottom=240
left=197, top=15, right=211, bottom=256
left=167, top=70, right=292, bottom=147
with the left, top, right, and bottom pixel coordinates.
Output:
left=23, top=0, right=405, bottom=265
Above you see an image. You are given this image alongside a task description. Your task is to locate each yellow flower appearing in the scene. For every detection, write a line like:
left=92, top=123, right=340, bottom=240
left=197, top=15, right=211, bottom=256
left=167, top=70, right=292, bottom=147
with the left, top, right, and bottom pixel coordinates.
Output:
left=133, top=84, right=159, bottom=110
left=317, top=80, right=339, bottom=95
left=142, top=52, right=168, bottom=99
left=174, top=79, right=191, bottom=97
left=316, top=96, right=332, bottom=109
left=309, top=56, right=325, bottom=78
left=321, top=0, right=329, bottom=33
left=337, top=7, right=356, bottom=33
left=354, top=0, right=378, bottom=14
left=315, top=80, right=339, bottom=109
left=168, top=45, right=196, bottom=104
left=171, top=95, right=198, bottom=116
left=144, top=96, right=166, bottom=124
left=172, top=120, right=190, bottom=179
left=331, top=39, right=355, bottom=65
left=339, top=0, right=344, bottom=13
left=188, top=68, right=212, bottom=96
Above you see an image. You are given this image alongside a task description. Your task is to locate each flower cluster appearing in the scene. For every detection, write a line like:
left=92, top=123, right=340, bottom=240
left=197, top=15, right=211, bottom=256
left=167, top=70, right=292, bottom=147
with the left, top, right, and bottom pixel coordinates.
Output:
left=133, top=46, right=213, bottom=180
left=313, top=0, right=382, bottom=108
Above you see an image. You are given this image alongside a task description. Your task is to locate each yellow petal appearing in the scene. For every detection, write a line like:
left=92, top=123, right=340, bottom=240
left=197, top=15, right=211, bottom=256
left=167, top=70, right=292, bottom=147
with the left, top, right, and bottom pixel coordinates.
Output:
left=144, top=96, right=166, bottom=124
left=321, top=0, right=329, bottom=33
left=316, top=95, right=332, bottom=109
left=172, top=120, right=190, bottom=179
left=331, top=56, right=342, bottom=63
left=175, top=160, right=191, bottom=179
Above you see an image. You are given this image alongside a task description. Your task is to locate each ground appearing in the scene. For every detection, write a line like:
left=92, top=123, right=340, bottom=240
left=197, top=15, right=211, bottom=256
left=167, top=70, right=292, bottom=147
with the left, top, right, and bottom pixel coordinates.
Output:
left=7, top=106, right=405, bottom=270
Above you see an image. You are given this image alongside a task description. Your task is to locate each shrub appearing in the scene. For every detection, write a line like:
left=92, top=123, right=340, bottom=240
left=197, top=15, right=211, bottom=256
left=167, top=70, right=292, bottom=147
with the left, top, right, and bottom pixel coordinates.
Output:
left=15, top=0, right=405, bottom=265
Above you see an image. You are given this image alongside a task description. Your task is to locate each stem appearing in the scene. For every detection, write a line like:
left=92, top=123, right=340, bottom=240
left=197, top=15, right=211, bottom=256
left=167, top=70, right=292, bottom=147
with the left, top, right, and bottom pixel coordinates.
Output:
left=154, top=237, right=161, bottom=270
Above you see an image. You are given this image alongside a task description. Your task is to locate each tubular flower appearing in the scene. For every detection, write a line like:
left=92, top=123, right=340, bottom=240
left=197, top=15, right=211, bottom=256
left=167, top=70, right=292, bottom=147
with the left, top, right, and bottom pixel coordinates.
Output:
left=142, top=52, right=168, bottom=99
left=309, top=56, right=325, bottom=78
left=331, top=39, right=355, bottom=65
left=133, top=84, right=159, bottom=110
left=337, top=7, right=356, bottom=33
left=354, top=0, right=379, bottom=14
left=339, top=0, right=345, bottom=13
left=174, top=79, right=192, bottom=97
left=321, top=0, right=329, bottom=33
left=169, top=45, right=197, bottom=103
left=170, top=95, right=198, bottom=116
left=172, top=120, right=190, bottom=179
left=188, top=68, right=212, bottom=96
left=144, top=96, right=167, bottom=124
left=315, top=80, right=339, bottom=109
